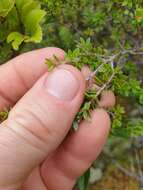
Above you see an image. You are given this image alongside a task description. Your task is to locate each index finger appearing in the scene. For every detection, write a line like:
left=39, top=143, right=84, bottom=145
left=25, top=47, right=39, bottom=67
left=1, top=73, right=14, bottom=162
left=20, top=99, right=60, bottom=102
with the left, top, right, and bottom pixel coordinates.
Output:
left=0, top=47, right=65, bottom=111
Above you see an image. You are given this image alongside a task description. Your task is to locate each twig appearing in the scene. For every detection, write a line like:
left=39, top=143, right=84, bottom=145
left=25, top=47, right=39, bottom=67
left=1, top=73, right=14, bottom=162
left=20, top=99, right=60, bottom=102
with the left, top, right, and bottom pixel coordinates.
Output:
left=135, top=149, right=143, bottom=177
left=95, top=72, right=115, bottom=97
left=130, top=156, right=136, bottom=174
left=84, top=48, right=143, bottom=98
left=86, top=53, right=117, bottom=80
left=86, top=62, right=106, bottom=81
left=115, top=162, right=139, bottom=180
left=122, top=50, right=143, bottom=55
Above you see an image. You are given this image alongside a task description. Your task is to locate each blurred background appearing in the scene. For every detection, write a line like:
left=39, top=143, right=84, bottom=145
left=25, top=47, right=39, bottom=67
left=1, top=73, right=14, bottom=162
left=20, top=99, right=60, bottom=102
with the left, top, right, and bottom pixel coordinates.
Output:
left=1, top=0, right=143, bottom=189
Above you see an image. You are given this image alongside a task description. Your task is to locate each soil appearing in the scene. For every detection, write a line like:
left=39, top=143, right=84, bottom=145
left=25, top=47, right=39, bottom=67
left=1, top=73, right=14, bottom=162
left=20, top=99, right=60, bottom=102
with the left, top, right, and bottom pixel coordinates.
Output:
left=90, top=166, right=139, bottom=190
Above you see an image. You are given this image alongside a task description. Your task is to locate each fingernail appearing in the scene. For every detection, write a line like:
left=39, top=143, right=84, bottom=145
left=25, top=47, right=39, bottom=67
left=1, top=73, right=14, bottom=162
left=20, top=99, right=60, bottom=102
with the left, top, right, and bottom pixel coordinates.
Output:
left=45, top=69, right=79, bottom=101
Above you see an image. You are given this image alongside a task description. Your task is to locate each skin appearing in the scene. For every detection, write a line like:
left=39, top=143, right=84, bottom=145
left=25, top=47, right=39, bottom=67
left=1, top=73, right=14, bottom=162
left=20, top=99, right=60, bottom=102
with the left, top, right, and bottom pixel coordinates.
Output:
left=0, top=47, right=115, bottom=190
left=98, top=90, right=116, bottom=108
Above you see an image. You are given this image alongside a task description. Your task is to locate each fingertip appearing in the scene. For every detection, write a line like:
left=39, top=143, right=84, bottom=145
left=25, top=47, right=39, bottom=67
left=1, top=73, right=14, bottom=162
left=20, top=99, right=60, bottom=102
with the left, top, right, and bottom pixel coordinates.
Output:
left=76, top=108, right=110, bottom=146
left=14, top=47, right=66, bottom=62
left=61, top=108, right=111, bottom=163
left=38, top=109, right=111, bottom=190
left=81, top=65, right=91, bottom=79
left=98, top=90, right=116, bottom=108
left=91, top=108, right=111, bottom=136
left=59, top=64, right=85, bottom=81
left=0, top=47, right=66, bottom=111
left=58, top=64, right=86, bottom=95
left=92, top=108, right=111, bottom=126
left=43, top=47, right=66, bottom=60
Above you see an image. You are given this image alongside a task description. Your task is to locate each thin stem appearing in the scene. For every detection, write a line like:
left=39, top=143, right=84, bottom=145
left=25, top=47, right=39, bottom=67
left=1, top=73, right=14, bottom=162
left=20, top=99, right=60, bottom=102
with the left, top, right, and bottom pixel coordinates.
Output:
left=95, top=72, right=115, bottom=97
left=135, top=149, right=143, bottom=177
left=115, top=162, right=139, bottom=180
left=84, top=47, right=143, bottom=98
left=86, top=62, right=105, bottom=81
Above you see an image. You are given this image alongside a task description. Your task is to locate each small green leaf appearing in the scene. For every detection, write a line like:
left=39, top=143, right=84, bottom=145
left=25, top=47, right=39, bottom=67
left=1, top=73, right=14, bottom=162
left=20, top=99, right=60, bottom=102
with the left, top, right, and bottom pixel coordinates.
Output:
left=72, top=121, right=79, bottom=131
left=7, top=32, right=25, bottom=50
left=77, top=169, right=90, bottom=190
left=0, top=110, right=9, bottom=122
left=45, top=58, right=55, bottom=72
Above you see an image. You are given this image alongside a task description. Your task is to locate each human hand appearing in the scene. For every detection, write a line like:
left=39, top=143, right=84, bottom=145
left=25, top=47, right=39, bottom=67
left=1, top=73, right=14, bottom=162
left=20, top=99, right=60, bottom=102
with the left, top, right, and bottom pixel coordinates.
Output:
left=0, top=48, right=111, bottom=190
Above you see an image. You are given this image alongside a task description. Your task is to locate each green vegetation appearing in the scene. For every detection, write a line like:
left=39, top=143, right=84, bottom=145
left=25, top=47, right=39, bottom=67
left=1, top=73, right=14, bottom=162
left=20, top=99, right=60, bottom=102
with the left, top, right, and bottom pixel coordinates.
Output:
left=1, top=0, right=143, bottom=189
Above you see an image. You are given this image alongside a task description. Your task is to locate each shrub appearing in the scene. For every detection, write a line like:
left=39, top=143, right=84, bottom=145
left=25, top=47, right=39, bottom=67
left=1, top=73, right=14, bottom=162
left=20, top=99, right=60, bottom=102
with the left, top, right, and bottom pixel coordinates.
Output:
left=1, top=0, right=143, bottom=189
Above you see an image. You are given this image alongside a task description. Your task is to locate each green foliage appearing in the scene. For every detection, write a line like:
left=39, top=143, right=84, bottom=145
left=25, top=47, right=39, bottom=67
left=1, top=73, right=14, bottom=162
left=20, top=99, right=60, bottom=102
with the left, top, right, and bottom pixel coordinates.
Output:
left=40, top=0, right=143, bottom=50
left=65, top=38, right=143, bottom=139
left=0, top=0, right=15, bottom=17
left=110, top=105, right=126, bottom=129
left=77, top=169, right=90, bottom=190
left=1, top=0, right=143, bottom=189
left=45, top=57, right=56, bottom=72
left=0, top=0, right=45, bottom=52
left=58, top=26, right=74, bottom=49
left=0, top=110, right=9, bottom=122
left=7, top=32, right=25, bottom=50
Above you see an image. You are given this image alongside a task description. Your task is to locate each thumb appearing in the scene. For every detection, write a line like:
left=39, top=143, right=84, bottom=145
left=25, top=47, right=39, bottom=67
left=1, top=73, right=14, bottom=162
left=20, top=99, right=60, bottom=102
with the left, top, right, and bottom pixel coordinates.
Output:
left=0, top=65, right=85, bottom=190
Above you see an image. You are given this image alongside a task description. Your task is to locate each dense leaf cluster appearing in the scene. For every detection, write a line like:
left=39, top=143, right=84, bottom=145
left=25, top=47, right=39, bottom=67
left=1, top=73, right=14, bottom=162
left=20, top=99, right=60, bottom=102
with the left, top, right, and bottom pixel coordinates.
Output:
left=1, top=1, right=143, bottom=189
left=41, top=0, right=143, bottom=138
left=64, top=38, right=143, bottom=138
